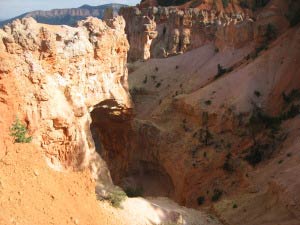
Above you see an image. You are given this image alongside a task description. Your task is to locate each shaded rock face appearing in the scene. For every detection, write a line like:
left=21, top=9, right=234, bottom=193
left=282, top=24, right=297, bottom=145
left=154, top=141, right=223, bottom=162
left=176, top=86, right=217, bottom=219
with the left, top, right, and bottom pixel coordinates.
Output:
left=90, top=102, right=175, bottom=197
left=0, top=17, right=131, bottom=183
left=119, top=7, right=158, bottom=61
left=121, top=6, right=253, bottom=60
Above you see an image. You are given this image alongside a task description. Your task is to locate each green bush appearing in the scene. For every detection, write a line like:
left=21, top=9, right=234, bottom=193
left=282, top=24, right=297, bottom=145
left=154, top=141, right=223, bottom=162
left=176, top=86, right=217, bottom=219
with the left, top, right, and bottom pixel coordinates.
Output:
left=197, top=196, right=205, bottom=205
left=106, top=190, right=127, bottom=208
left=211, top=189, right=223, bottom=202
left=10, top=118, right=32, bottom=143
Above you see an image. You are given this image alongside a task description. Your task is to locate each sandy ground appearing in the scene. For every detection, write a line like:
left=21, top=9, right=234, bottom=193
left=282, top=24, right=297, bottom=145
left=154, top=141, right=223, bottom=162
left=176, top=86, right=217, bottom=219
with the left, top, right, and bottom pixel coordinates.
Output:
left=0, top=143, right=127, bottom=225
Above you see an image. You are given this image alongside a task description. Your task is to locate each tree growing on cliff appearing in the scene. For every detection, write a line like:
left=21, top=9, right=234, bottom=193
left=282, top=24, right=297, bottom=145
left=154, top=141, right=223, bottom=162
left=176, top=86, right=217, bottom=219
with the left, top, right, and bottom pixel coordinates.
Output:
left=10, top=118, right=32, bottom=143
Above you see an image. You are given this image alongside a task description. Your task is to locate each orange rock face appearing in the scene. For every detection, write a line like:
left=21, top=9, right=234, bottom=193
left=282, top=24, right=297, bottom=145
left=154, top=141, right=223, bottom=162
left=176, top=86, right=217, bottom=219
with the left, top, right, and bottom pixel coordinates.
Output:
left=0, top=16, right=131, bottom=183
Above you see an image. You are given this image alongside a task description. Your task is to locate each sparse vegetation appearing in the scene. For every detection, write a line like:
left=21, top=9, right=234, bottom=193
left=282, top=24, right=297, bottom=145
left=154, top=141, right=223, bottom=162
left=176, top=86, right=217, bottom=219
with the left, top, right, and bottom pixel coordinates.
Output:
left=130, top=87, right=148, bottom=101
left=143, top=76, right=148, bottom=84
left=105, top=189, right=127, bottom=208
left=205, top=100, right=212, bottom=105
left=282, top=89, right=300, bottom=104
left=211, top=189, right=223, bottom=202
left=252, top=0, right=270, bottom=10
left=254, top=90, right=261, bottom=97
left=215, top=64, right=233, bottom=79
left=222, top=0, right=230, bottom=8
left=265, top=24, right=277, bottom=42
left=223, top=153, right=234, bottom=172
left=10, top=118, right=32, bottom=143
left=240, top=0, right=249, bottom=8
left=197, top=196, right=205, bottom=205
left=286, top=9, right=300, bottom=27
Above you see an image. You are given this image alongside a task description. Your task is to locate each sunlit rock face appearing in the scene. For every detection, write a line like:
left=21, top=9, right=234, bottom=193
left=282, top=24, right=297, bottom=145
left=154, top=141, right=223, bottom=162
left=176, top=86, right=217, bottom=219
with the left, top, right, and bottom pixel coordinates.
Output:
left=0, top=16, right=131, bottom=183
left=120, top=6, right=254, bottom=60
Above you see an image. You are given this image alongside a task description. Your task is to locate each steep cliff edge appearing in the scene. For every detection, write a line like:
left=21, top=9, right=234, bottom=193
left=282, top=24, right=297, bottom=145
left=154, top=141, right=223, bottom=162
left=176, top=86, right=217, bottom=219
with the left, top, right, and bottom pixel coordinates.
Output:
left=0, top=16, right=131, bottom=183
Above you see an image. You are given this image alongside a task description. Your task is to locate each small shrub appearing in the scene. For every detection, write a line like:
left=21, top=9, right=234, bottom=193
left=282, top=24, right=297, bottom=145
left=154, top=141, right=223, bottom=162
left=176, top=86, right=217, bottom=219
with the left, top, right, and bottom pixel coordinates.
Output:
left=156, top=82, right=161, bottom=88
left=197, top=196, right=205, bottom=205
left=287, top=153, right=292, bottom=157
left=143, top=76, right=148, bottom=84
left=155, top=67, right=159, bottom=72
left=223, top=153, right=234, bottom=172
left=254, top=90, right=261, bottom=97
left=10, top=118, right=32, bottom=143
left=211, top=189, right=223, bottom=202
left=278, top=159, right=283, bottom=164
left=244, top=144, right=270, bottom=165
left=233, top=203, right=238, bottom=209
left=175, top=65, right=179, bottom=69
left=106, top=190, right=127, bottom=208
left=205, top=100, right=212, bottom=105
left=215, top=64, right=227, bottom=79
left=265, top=24, right=277, bottom=42
left=215, top=64, right=233, bottom=79
left=130, top=87, right=148, bottom=96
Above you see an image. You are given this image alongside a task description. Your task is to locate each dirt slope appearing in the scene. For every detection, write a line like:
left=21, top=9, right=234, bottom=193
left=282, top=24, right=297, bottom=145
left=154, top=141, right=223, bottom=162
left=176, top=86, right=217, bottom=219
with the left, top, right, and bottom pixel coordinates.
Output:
left=0, top=142, right=128, bottom=225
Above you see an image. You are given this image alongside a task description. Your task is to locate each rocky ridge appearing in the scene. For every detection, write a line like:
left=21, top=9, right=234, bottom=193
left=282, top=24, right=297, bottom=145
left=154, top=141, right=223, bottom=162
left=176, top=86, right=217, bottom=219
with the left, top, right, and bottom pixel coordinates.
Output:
left=0, top=16, right=131, bottom=183
left=0, top=4, right=127, bottom=27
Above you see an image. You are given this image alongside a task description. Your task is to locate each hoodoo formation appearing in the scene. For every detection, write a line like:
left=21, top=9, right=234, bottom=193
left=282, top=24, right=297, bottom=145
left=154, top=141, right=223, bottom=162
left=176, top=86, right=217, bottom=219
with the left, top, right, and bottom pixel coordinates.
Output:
left=0, top=0, right=300, bottom=224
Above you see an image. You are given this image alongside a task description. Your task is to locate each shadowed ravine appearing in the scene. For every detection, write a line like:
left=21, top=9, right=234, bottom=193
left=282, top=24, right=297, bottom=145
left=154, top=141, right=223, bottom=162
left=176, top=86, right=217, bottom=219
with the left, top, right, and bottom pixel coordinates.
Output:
left=90, top=99, right=175, bottom=198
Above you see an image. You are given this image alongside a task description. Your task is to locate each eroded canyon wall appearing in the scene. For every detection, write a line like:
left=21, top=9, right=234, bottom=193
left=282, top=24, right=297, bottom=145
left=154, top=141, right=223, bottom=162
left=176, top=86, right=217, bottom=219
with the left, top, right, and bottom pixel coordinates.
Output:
left=120, top=6, right=253, bottom=60
left=0, top=16, right=131, bottom=183
left=121, top=0, right=290, bottom=61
